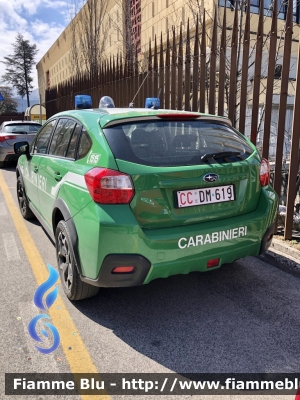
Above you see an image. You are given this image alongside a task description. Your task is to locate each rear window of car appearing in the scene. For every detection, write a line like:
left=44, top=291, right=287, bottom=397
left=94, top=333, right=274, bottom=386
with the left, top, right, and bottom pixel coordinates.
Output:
left=3, top=123, right=41, bottom=133
left=103, top=120, right=254, bottom=167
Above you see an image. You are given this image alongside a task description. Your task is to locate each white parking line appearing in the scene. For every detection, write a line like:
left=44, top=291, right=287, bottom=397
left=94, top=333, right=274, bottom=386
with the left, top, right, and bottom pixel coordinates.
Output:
left=2, top=232, right=20, bottom=260
left=0, top=201, right=7, bottom=216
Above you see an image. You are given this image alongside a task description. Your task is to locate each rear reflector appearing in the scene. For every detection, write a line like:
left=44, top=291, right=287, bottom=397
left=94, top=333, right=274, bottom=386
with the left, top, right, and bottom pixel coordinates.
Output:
left=157, top=113, right=200, bottom=119
left=259, top=158, right=270, bottom=187
left=112, top=266, right=135, bottom=274
left=84, top=167, right=134, bottom=204
left=207, top=258, right=220, bottom=268
left=0, top=135, right=17, bottom=142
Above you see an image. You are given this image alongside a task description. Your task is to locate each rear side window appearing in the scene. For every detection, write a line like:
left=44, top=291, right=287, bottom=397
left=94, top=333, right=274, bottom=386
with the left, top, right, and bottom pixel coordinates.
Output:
left=77, top=128, right=92, bottom=159
left=66, top=124, right=82, bottom=159
left=103, top=120, right=254, bottom=167
left=49, top=118, right=76, bottom=157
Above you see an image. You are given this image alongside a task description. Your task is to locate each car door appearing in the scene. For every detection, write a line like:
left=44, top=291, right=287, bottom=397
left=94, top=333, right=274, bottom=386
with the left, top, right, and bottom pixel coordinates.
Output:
left=22, top=119, right=57, bottom=214
left=37, top=118, right=78, bottom=227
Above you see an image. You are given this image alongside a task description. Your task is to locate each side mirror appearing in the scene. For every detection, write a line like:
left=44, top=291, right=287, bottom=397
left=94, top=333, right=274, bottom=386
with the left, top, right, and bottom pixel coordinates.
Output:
left=14, top=141, right=30, bottom=156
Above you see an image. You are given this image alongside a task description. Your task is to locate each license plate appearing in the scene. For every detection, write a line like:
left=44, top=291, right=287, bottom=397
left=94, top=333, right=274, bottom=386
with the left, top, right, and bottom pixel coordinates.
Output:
left=176, top=185, right=235, bottom=208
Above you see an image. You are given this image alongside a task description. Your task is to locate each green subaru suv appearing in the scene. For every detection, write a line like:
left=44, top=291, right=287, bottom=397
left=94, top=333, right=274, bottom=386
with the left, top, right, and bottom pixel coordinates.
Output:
left=15, top=107, right=278, bottom=301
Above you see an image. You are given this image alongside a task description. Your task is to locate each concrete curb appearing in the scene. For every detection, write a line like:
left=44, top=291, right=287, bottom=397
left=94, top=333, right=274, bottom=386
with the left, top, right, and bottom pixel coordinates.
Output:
left=271, top=237, right=300, bottom=261
left=260, top=237, right=300, bottom=276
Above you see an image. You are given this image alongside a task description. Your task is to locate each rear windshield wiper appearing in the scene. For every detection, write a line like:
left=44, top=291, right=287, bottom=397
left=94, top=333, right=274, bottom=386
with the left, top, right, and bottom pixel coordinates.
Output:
left=201, top=151, right=241, bottom=162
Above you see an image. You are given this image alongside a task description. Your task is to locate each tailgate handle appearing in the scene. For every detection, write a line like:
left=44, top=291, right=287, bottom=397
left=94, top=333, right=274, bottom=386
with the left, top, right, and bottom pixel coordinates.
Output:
left=158, top=173, right=249, bottom=188
left=54, top=172, right=62, bottom=181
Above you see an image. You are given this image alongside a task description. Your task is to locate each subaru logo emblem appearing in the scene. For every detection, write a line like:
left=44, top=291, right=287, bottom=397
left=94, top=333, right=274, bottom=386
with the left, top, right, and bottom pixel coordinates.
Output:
left=203, top=173, right=219, bottom=183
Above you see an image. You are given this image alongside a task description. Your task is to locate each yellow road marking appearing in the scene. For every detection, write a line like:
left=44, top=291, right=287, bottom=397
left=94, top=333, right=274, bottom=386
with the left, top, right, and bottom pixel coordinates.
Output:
left=0, top=171, right=110, bottom=400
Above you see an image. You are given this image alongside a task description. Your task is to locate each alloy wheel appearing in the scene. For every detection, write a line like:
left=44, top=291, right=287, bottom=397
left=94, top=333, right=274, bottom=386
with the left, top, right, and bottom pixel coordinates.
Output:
left=57, top=230, right=73, bottom=291
left=17, top=181, right=26, bottom=214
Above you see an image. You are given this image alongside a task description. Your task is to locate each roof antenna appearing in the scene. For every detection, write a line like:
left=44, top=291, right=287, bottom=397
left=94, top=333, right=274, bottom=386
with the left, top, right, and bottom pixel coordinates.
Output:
left=129, top=70, right=150, bottom=108
left=152, top=88, right=161, bottom=109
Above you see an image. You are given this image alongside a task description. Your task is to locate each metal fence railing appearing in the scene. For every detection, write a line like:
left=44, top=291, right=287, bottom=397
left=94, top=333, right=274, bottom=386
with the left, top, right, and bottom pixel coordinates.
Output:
left=45, top=0, right=300, bottom=239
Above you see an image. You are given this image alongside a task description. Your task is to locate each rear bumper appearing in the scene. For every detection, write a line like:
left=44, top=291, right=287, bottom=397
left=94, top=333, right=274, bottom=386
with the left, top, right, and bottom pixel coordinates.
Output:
left=80, top=254, right=151, bottom=287
left=0, top=145, right=18, bottom=163
left=75, top=185, right=278, bottom=286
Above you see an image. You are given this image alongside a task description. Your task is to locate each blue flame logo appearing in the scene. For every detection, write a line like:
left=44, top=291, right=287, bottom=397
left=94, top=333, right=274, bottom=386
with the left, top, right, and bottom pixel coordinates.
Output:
left=28, top=264, right=60, bottom=354
left=33, top=264, right=59, bottom=310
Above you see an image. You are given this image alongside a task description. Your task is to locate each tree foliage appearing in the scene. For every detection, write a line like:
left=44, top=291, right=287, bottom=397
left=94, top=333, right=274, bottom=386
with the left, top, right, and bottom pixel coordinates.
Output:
left=69, top=0, right=109, bottom=75
left=69, top=0, right=144, bottom=77
left=110, top=0, right=136, bottom=67
left=1, top=33, right=38, bottom=108
left=0, top=86, right=18, bottom=114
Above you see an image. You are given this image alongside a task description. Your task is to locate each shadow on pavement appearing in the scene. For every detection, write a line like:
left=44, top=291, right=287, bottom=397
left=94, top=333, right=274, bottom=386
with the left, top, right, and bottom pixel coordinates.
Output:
left=71, top=260, right=300, bottom=374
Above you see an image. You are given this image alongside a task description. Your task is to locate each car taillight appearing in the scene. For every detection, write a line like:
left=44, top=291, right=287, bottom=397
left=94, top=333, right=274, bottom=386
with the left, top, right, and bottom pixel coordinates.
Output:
left=84, top=168, right=134, bottom=204
left=0, top=135, right=17, bottom=142
left=260, top=158, right=270, bottom=187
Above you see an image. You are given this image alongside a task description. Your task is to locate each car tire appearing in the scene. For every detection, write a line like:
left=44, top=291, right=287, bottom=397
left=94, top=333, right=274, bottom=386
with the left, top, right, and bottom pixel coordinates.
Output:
left=0, top=161, right=4, bottom=168
left=55, top=220, right=99, bottom=301
left=17, top=176, right=34, bottom=220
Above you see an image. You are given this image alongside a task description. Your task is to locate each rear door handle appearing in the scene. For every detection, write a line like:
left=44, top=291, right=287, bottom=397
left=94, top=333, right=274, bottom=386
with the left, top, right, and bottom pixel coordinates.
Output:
left=54, top=172, right=62, bottom=181
left=33, top=166, right=38, bottom=173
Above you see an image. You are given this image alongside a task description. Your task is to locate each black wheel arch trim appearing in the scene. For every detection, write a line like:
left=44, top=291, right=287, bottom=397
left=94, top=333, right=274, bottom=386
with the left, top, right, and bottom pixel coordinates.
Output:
left=52, top=199, right=82, bottom=275
left=16, top=167, right=29, bottom=202
left=259, top=222, right=275, bottom=255
left=16, top=165, right=21, bottom=178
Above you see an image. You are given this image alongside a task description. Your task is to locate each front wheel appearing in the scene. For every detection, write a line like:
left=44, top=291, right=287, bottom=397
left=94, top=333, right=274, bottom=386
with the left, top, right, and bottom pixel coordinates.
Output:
left=17, top=177, right=34, bottom=219
left=55, top=220, right=99, bottom=301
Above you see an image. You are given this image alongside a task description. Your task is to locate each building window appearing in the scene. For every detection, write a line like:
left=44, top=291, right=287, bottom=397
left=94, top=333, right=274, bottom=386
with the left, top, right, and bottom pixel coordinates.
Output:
left=166, top=0, right=169, bottom=7
left=166, top=17, right=168, bottom=31
left=152, top=2, right=155, bottom=17
left=293, top=0, right=300, bottom=22
left=182, top=7, right=185, bottom=25
left=46, top=71, right=50, bottom=89
left=274, top=64, right=282, bottom=78
left=219, top=0, right=292, bottom=21
left=130, top=0, right=141, bottom=53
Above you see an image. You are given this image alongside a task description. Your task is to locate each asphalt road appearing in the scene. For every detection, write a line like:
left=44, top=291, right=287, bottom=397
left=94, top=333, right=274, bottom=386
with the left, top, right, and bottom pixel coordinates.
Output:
left=0, top=164, right=299, bottom=400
